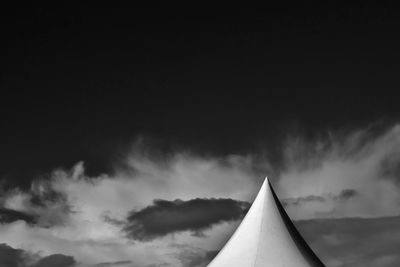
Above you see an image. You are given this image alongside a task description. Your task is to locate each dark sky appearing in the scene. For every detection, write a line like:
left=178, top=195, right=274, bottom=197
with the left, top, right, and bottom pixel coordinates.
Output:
left=2, top=2, right=400, bottom=187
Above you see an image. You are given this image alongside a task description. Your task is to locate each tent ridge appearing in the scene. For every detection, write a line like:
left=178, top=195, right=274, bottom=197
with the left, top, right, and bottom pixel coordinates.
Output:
left=252, top=184, right=265, bottom=267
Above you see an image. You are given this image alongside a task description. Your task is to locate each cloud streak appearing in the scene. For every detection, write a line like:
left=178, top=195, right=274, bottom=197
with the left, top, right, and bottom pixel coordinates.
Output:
left=0, top=208, right=37, bottom=224
left=282, top=189, right=358, bottom=207
left=123, top=198, right=249, bottom=241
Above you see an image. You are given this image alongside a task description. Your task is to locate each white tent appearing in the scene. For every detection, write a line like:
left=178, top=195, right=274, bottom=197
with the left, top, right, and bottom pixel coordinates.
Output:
left=207, top=177, right=325, bottom=267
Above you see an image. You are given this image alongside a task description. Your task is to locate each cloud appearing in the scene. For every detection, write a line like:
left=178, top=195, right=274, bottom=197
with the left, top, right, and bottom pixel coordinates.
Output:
left=174, top=246, right=219, bottom=267
left=0, top=154, right=260, bottom=266
left=0, top=243, right=32, bottom=267
left=282, top=195, right=326, bottom=206
left=0, top=243, right=76, bottom=267
left=123, top=198, right=249, bottom=241
left=92, top=261, right=133, bottom=266
left=295, top=216, right=400, bottom=267
left=276, top=124, right=400, bottom=219
left=1, top=179, right=73, bottom=228
left=31, top=254, right=76, bottom=267
left=334, top=189, right=358, bottom=201
left=3, top=123, right=400, bottom=266
left=282, top=189, right=358, bottom=206
left=0, top=208, right=37, bottom=224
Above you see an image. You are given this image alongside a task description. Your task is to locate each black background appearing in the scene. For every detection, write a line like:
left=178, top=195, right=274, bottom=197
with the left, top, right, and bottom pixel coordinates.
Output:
left=1, top=2, right=400, bottom=187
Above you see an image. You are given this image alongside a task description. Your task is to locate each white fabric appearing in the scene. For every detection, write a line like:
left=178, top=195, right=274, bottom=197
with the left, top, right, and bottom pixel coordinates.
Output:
left=207, top=177, right=312, bottom=267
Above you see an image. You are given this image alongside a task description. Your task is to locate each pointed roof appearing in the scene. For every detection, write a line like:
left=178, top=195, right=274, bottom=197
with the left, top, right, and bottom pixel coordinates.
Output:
left=208, top=177, right=325, bottom=267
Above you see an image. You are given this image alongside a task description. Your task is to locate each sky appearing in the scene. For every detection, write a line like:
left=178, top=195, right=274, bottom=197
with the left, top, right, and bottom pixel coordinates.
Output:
left=2, top=2, right=400, bottom=267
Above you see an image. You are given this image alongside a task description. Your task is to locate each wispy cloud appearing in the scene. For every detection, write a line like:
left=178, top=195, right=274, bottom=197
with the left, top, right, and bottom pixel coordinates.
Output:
left=2, top=123, right=400, bottom=266
left=277, top=124, right=400, bottom=220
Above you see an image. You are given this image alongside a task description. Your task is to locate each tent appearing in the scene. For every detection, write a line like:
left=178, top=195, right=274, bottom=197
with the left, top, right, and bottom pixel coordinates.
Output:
left=207, top=177, right=325, bottom=267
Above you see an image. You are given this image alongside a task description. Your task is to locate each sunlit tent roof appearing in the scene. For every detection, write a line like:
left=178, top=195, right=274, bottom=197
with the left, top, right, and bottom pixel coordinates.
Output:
left=207, top=177, right=325, bottom=267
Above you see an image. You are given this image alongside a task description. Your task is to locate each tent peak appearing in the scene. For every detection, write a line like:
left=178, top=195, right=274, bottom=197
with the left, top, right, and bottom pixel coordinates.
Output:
left=207, top=176, right=325, bottom=267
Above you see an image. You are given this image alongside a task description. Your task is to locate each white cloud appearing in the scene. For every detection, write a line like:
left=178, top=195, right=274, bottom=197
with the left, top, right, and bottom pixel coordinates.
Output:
left=0, top=153, right=260, bottom=266
left=3, top=124, right=400, bottom=266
